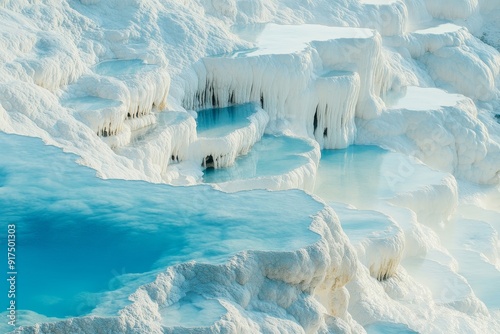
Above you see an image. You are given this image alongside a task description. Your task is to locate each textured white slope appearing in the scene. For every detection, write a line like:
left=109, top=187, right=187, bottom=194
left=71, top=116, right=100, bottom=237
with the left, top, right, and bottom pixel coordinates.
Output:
left=357, top=86, right=500, bottom=184
left=386, top=24, right=500, bottom=100
left=116, top=112, right=197, bottom=183
left=62, top=58, right=171, bottom=147
left=330, top=203, right=405, bottom=281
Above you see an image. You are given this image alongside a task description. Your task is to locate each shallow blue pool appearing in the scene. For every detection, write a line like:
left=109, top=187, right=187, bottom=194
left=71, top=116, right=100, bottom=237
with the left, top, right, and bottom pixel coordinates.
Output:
left=203, top=135, right=313, bottom=183
left=0, top=133, right=320, bottom=321
left=93, top=59, right=156, bottom=77
left=196, top=103, right=258, bottom=137
left=313, top=145, right=392, bottom=207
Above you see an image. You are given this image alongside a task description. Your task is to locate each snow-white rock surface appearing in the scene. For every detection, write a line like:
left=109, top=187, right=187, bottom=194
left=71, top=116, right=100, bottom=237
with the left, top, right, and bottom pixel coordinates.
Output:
left=1, top=0, right=500, bottom=333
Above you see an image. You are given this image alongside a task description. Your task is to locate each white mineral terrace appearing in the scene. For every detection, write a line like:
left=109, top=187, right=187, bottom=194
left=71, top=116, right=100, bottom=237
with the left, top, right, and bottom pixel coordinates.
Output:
left=231, top=23, right=374, bottom=57
left=1, top=0, right=500, bottom=333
